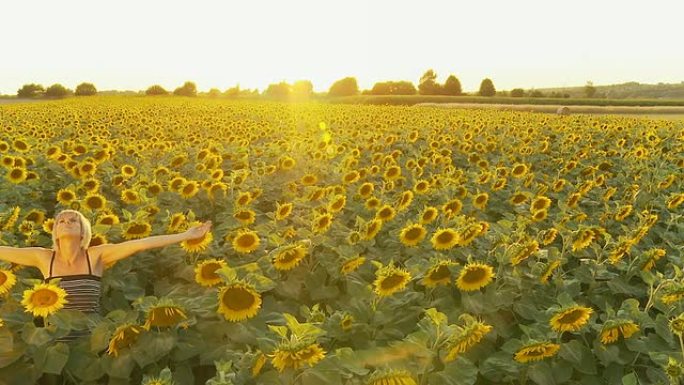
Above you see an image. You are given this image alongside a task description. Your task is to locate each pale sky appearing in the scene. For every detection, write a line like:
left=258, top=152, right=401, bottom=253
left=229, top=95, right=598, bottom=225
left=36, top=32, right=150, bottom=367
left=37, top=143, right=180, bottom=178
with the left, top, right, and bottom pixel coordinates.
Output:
left=1, top=0, right=683, bottom=94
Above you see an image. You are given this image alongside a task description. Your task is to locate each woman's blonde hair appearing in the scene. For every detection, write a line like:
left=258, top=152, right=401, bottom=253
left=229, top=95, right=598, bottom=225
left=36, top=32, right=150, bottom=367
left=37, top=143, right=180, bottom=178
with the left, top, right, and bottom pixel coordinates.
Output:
left=52, top=209, right=92, bottom=252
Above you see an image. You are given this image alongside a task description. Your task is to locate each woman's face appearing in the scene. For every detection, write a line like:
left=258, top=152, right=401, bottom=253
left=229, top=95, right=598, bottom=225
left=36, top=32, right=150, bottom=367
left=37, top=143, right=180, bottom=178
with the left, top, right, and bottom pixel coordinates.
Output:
left=55, top=213, right=82, bottom=239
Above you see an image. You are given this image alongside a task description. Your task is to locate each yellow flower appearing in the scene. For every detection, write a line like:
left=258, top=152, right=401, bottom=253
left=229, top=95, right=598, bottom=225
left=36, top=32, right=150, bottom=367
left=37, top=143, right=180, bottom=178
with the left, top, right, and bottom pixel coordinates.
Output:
left=273, top=244, right=308, bottom=271
left=641, top=248, right=666, bottom=271
left=398, top=223, right=427, bottom=247
left=667, top=193, right=684, bottom=210
left=600, top=320, right=639, bottom=344
left=511, top=240, right=539, bottom=265
left=6, top=167, right=28, bottom=184
left=217, top=282, right=262, bottom=322
left=472, top=192, right=489, bottom=210
left=456, top=263, right=494, bottom=291
left=0, top=269, right=18, bottom=295
left=367, top=370, right=417, bottom=385
left=422, top=261, right=453, bottom=288
left=56, top=188, right=77, bottom=205
left=107, top=323, right=145, bottom=357
left=194, top=258, right=228, bottom=287
left=231, top=229, right=260, bottom=254
left=120, top=188, right=141, bottom=205
left=97, top=213, right=120, bottom=226
left=251, top=351, right=267, bottom=377
left=123, top=221, right=152, bottom=240
left=413, top=179, right=430, bottom=194
left=84, top=193, right=107, bottom=211
left=358, top=182, right=374, bottom=198
left=373, top=264, right=411, bottom=297
left=614, top=205, right=633, bottom=221
left=444, top=320, right=492, bottom=362
left=341, top=256, right=366, bottom=275
left=362, top=219, right=383, bottom=240
left=270, top=343, right=326, bottom=372
left=233, top=209, right=256, bottom=226
left=540, top=260, right=561, bottom=284
left=375, top=204, right=396, bottom=222
left=143, top=303, right=188, bottom=330
left=514, top=342, right=560, bottom=363
left=550, top=306, right=593, bottom=332
left=275, top=202, right=293, bottom=220
left=419, top=206, right=439, bottom=224
left=530, top=196, right=551, bottom=213
left=312, top=212, right=334, bottom=234
left=121, top=164, right=137, bottom=178
left=21, top=282, right=68, bottom=318
left=511, top=163, right=528, bottom=178
left=509, top=192, right=528, bottom=205
left=180, top=180, right=200, bottom=199
left=431, top=228, right=460, bottom=250
left=328, top=194, right=347, bottom=213
left=572, top=229, right=595, bottom=252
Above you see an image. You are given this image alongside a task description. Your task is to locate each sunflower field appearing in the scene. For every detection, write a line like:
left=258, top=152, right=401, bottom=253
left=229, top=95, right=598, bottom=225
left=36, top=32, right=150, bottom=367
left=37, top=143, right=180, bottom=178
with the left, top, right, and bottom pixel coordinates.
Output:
left=0, top=96, right=683, bottom=385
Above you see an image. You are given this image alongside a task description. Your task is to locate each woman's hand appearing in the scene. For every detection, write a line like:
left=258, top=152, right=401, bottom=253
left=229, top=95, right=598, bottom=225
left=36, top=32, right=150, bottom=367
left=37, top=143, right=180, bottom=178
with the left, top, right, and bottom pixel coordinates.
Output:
left=184, top=221, right=212, bottom=240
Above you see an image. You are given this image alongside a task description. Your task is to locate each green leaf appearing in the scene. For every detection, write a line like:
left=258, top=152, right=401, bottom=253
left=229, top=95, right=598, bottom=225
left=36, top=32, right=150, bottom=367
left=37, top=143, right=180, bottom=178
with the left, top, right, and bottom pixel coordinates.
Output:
left=0, top=328, right=13, bottom=354
left=106, top=351, right=136, bottom=379
left=268, top=325, right=289, bottom=339
left=21, top=324, right=52, bottom=346
left=131, top=332, right=176, bottom=367
left=528, top=362, right=556, bottom=385
left=36, top=343, right=70, bottom=375
left=622, top=372, right=639, bottom=385
left=427, top=356, right=478, bottom=385
left=425, top=308, right=448, bottom=326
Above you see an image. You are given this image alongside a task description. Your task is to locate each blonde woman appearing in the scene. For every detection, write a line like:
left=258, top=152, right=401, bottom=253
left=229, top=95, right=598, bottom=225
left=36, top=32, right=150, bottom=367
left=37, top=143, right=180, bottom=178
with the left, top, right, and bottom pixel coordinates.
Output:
left=0, top=209, right=212, bottom=342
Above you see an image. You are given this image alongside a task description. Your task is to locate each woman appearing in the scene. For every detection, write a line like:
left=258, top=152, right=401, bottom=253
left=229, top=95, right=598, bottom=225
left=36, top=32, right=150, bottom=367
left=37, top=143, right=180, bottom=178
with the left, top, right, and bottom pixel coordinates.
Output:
left=0, top=209, right=212, bottom=342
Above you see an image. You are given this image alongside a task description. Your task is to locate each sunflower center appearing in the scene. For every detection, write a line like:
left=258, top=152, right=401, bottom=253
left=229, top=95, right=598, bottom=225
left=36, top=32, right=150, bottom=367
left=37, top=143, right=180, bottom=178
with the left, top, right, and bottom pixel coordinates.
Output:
left=404, top=227, right=423, bottom=240
left=10, top=169, right=24, bottom=178
left=201, top=263, right=220, bottom=279
left=277, top=250, right=298, bottom=264
left=462, top=268, right=486, bottom=283
left=436, top=231, right=454, bottom=244
left=33, top=288, right=58, bottom=306
left=0, top=272, right=6, bottom=285
left=223, top=287, right=256, bottom=310
left=128, top=224, right=148, bottom=234
left=557, top=309, right=584, bottom=324
left=237, top=234, right=256, bottom=247
left=429, top=265, right=450, bottom=281
left=380, top=273, right=406, bottom=290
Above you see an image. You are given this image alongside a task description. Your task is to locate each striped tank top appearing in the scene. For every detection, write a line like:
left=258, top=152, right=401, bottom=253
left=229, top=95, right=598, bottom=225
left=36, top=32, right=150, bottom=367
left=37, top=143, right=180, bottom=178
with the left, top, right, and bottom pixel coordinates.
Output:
left=43, top=249, right=102, bottom=342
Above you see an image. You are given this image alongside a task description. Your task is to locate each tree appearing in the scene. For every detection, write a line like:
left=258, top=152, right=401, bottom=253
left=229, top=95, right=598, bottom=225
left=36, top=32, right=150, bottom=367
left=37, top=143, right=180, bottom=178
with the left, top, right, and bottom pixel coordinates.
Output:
left=45, top=84, right=71, bottom=98
left=418, top=69, right=441, bottom=95
left=224, top=85, right=240, bottom=98
left=443, top=75, right=462, bottom=96
left=207, top=88, right=221, bottom=98
left=584, top=81, right=596, bottom=98
left=17, top=83, right=45, bottom=98
left=146, top=85, right=169, bottom=95
left=328, top=77, right=359, bottom=97
left=174, top=81, right=197, bottom=97
left=292, top=80, right=313, bottom=99
left=264, top=82, right=292, bottom=98
left=478, top=78, right=496, bottom=97
left=75, top=82, right=97, bottom=96
left=529, top=89, right=544, bottom=98
left=370, top=81, right=417, bottom=95
left=510, top=88, right=525, bottom=97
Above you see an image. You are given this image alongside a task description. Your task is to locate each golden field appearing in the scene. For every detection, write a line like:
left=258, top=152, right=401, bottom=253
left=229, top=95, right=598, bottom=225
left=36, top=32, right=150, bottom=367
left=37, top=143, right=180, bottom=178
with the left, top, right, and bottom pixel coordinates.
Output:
left=0, top=96, right=683, bottom=385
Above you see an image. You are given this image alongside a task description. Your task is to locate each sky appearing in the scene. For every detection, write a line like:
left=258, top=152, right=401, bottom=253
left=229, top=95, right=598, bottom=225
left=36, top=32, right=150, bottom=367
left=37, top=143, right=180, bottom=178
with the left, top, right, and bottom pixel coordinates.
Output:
left=1, top=0, right=683, bottom=94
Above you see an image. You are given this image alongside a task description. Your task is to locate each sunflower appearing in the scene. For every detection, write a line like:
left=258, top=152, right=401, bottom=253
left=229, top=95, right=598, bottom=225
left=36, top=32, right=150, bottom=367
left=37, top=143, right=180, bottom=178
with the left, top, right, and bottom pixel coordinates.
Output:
left=24, top=209, right=46, bottom=225
left=375, top=204, right=396, bottom=222
left=312, top=212, right=334, bottom=234
left=56, top=188, right=77, bottom=205
left=0, top=269, right=17, bottom=295
left=168, top=176, right=187, bottom=192
left=456, top=263, right=494, bottom=291
left=97, top=213, right=120, bottom=226
left=383, top=165, right=402, bottom=181
left=340, top=314, right=354, bottom=331
left=342, top=170, right=360, bottom=185
left=120, top=189, right=141, bottom=205
left=572, top=229, right=595, bottom=252
left=275, top=202, right=293, bottom=220
left=328, top=195, right=347, bottom=213
left=566, top=192, right=581, bottom=208
left=540, top=260, right=561, bottom=284
left=84, top=193, right=107, bottom=211
left=442, top=198, right=462, bottom=217
left=234, top=209, right=256, bottom=225
left=279, top=156, right=296, bottom=170
left=600, top=320, right=639, bottom=344
left=459, top=222, right=486, bottom=246
left=217, top=282, right=262, bottom=322
left=399, top=223, right=427, bottom=247
left=180, top=221, right=213, bottom=253
left=413, top=179, right=430, bottom=194
left=270, top=343, right=326, bottom=372
left=472, top=192, right=489, bottom=210
left=179, top=181, right=200, bottom=199
left=509, top=192, right=528, bottom=206
left=143, top=303, right=188, bottom=330
left=251, top=351, right=267, bottom=377
left=550, top=306, right=593, bottom=332
left=531, top=209, right=548, bottom=222
left=358, top=182, right=374, bottom=198
left=365, top=197, right=381, bottom=210
left=510, top=240, right=539, bottom=265
left=367, top=370, right=417, bottom=385
left=641, top=248, right=666, bottom=272
left=107, top=323, right=145, bottom=357
left=6, top=167, right=27, bottom=184
left=540, top=228, right=558, bottom=245
left=444, top=320, right=492, bottom=362
left=511, top=163, right=528, bottom=178
left=514, top=341, right=560, bottom=363
left=667, top=193, right=684, bottom=210
left=373, top=264, right=412, bottom=297
left=602, top=186, right=617, bottom=201
left=614, top=205, right=633, bottom=221
left=122, top=221, right=152, bottom=240
left=431, top=228, right=460, bottom=250
left=21, top=282, right=68, bottom=318
left=272, top=244, right=308, bottom=271
left=341, top=256, right=366, bottom=275
left=231, top=229, right=260, bottom=254
left=422, top=261, right=454, bottom=288
left=608, top=238, right=634, bottom=264
left=194, top=258, right=228, bottom=287
left=419, top=206, right=439, bottom=224
left=530, top=196, right=551, bottom=213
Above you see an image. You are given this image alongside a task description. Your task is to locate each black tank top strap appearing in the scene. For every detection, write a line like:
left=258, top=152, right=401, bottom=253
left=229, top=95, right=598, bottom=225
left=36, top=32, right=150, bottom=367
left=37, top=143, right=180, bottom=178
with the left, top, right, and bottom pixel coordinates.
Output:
left=85, top=249, right=93, bottom=275
left=49, top=250, right=56, bottom=277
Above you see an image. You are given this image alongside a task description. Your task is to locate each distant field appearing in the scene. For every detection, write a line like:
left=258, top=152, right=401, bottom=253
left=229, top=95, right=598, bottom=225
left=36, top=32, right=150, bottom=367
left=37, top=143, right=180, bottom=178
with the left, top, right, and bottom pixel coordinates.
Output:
left=329, top=94, right=684, bottom=107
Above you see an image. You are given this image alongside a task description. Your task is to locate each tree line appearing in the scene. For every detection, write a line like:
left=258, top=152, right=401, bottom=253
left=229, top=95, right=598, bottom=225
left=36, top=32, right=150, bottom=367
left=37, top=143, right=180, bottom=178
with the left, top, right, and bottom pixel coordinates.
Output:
left=13, top=71, right=598, bottom=99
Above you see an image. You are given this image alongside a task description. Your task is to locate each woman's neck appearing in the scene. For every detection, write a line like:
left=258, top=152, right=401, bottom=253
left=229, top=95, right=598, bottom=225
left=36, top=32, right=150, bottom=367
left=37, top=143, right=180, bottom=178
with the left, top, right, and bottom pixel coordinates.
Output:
left=58, top=240, right=83, bottom=266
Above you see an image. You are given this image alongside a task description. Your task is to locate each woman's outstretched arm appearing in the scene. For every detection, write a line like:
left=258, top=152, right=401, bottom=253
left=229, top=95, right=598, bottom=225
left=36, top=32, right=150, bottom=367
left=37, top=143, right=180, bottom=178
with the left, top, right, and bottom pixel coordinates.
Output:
left=0, top=246, right=48, bottom=267
left=93, top=221, right=212, bottom=265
